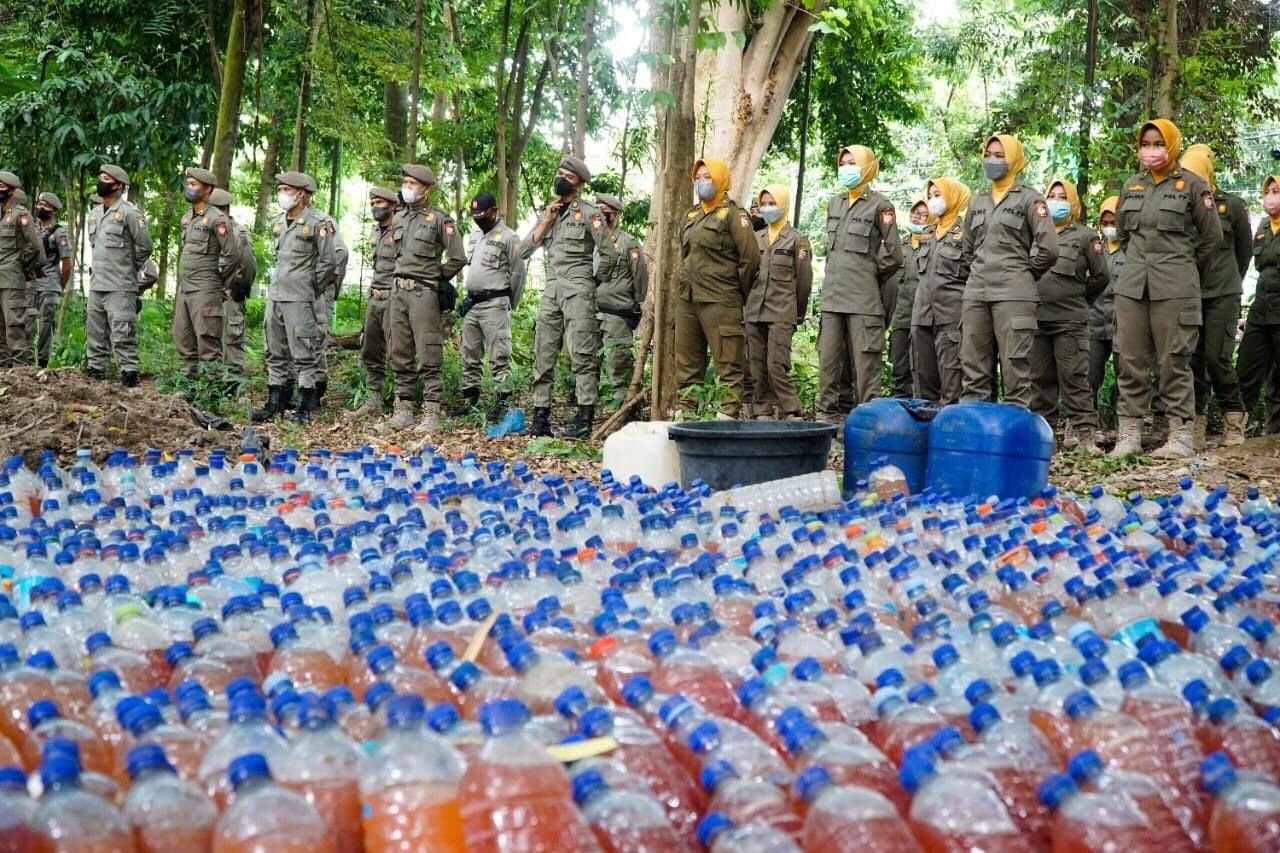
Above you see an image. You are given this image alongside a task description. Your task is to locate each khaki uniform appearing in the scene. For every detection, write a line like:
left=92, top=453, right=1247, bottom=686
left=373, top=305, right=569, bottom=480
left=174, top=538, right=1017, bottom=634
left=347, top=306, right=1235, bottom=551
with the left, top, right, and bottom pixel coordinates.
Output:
left=265, top=207, right=335, bottom=389
left=888, top=241, right=917, bottom=398
left=1237, top=222, right=1280, bottom=422
left=675, top=201, right=759, bottom=417
left=29, top=224, right=71, bottom=365
left=315, top=225, right=348, bottom=384
left=1088, top=244, right=1123, bottom=411
left=173, top=204, right=240, bottom=368
left=1030, top=223, right=1109, bottom=431
left=222, top=220, right=255, bottom=372
left=817, top=191, right=903, bottom=419
left=597, top=228, right=647, bottom=403
left=526, top=198, right=616, bottom=407
left=361, top=220, right=398, bottom=391
left=389, top=203, right=466, bottom=402
left=1113, top=168, right=1221, bottom=422
left=87, top=198, right=152, bottom=374
left=912, top=224, right=966, bottom=404
left=0, top=202, right=45, bottom=367
left=461, top=222, right=525, bottom=394
left=1192, top=190, right=1250, bottom=415
left=745, top=225, right=812, bottom=417
left=958, top=184, right=1060, bottom=408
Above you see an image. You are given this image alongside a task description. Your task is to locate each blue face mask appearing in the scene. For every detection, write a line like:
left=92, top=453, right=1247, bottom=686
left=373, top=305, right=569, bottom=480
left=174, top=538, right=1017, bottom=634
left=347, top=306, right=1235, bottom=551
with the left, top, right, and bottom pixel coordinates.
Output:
left=1047, top=199, right=1072, bottom=222
left=905, top=222, right=927, bottom=234
left=838, top=165, right=862, bottom=189
left=759, top=205, right=783, bottom=224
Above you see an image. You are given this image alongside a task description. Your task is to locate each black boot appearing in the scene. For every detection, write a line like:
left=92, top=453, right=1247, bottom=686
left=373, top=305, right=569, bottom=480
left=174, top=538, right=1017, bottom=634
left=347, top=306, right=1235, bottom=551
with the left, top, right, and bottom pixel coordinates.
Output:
left=315, top=380, right=327, bottom=402
left=281, top=383, right=296, bottom=412
left=487, top=393, right=512, bottom=424
left=120, top=371, right=138, bottom=388
left=86, top=367, right=105, bottom=380
left=252, top=385, right=285, bottom=422
left=561, top=404, right=594, bottom=439
left=530, top=407, right=553, bottom=437
left=294, top=386, right=318, bottom=424
left=450, top=387, right=480, bottom=417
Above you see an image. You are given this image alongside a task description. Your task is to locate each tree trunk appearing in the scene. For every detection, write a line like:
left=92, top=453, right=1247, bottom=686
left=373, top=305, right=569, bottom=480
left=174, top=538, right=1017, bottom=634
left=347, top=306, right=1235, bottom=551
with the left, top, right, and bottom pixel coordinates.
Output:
left=254, top=120, right=281, bottom=233
left=649, top=0, right=700, bottom=415
left=1156, top=0, right=1178, bottom=117
left=793, top=39, right=814, bottom=226
left=1078, top=0, right=1099, bottom=197
left=694, top=0, right=824, bottom=202
left=290, top=0, right=321, bottom=172
left=212, top=0, right=249, bottom=187
left=155, top=190, right=177, bottom=301
left=572, top=0, right=595, bottom=160
left=406, top=0, right=424, bottom=161
left=328, top=140, right=340, bottom=217
left=383, top=81, right=407, bottom=165
left=495, top=0, right=514, bottom=222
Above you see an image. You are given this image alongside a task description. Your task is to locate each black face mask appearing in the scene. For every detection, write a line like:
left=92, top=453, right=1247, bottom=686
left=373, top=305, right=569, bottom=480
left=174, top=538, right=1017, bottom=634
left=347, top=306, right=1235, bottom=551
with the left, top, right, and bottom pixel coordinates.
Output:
left=183, top=186, right=203, bottom=203
left=371, top=205, right=393, bottom=222
left=603, top=213, right=618, bottom=228
left=472, top=211, right=497, bottom=233
left=0, top=190, right=9, bottom=203
left=35, top=207, right=52, bottom=221
left=553, top=176, right=575, bottom=197
left=96, top=180, right=117, bottom=198
left=750, top=214, right=767, bottom=232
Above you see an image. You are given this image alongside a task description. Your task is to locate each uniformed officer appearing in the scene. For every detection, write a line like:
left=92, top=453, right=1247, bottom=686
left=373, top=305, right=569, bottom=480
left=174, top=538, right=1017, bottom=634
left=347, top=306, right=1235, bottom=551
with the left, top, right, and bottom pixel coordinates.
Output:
left=959, top=134, right=1060, bottom=409
left=524, top=155, right=617, bottom=437
left=383, top=163, right=467, bottom=433
left=29, top=193, right=72, bottom=367
left=594, top=192, right=647, bottom=407
left=1236, top=175, right=1280, bottom=433
left=816, top=146, right=903, bottom=422
left=912, top=178, right=970, bottom=405
left=350, top=186, right=400, bottom=420
left=86, top=165, right=152, bottom=385
left=173, top=167, right=241, bottom=376
left=209, top=187, right=256, bottom=376
left=675, top=157, right=759, bottom=419
left=1180, top=144, right=1250, bottom=448
left=456, top=191, right=526, bottom=420
left=888, top=200, right=926, bottom=398
left=1111, top=120, right=1221, bottom=459
left=745, top=184, right=812, bottom=419
left=0, top=171, right=44, bottom=368
left=252, top=171, right=335, bottom=424
left=311, top=176, right=348, bottom=402
left=1030, top=179, right=1109, bottom=450
left=1088, top=196, right=1123, bottom=430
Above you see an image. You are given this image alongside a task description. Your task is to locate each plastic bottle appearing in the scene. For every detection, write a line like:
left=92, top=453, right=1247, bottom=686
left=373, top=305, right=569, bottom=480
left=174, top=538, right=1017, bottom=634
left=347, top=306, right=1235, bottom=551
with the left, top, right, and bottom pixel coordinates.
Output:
left=212, top=753, right=334, bottom=853
left=122, top=744, right=218, bottom=853
left=795, top=766, right=921, bottom=853
left=699, top=759, right=802, bottom=841
left=899, top=750, right=1034, bottom=853
left=1201, top=751, right=1280, bottom=853
left=696, top=811, right=801, bottom=853
left=572, top=766, right=691, bottom=853
left=1038, top=772, right=1161, bottom=853
left=0, top=765, right=35, bottom=853
left=1199, top=697, right=1280, bottom=782
left=29, top=752, right=135, bottom=853
left=197, top=692, right=289, bottom=811
left=266, top=623, right=343, bottom=692
left=23, top=700, right=113, bottom=780
left=277, top=699, right=363, bottom=853
left=1066, top=749, right=1196, bottom=853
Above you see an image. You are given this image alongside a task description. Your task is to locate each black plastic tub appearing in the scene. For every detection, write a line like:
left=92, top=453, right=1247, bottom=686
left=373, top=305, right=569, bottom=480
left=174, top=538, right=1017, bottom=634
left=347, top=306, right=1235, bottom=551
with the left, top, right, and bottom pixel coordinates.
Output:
left=667, top=420, right=836, bottom=490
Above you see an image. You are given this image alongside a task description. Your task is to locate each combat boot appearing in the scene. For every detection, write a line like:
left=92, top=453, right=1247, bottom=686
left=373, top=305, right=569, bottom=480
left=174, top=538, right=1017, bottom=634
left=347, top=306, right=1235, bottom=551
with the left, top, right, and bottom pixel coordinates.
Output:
left=1110, top=416, right=1143, bottom=457
left=1193, top=414, right=1208, bottom=451
left=315, top=380, right=327, bottom=402
left=384, top=399, right=414, bottom=431
left=294, top=386, right=319, bottom=425
left=120, top=371, right=138, bottom=389
left=280, top=383, right=296, bottom=413
left=529, top=407, right=553, bottom=437
left=1223, top=410, right=1247, bottom=447
left=1152, top=417, right=1194, bottom=460
left=449, top=388, right=480, bottom=417
left=86, top=367, right=105, bottom=380
left=415, top=402, right=442, bottom=433
left=349, top=394, right=383, bottom=420
left=561, top=405, right=594, bottom=439
left=251, top=386, right=285, bottom=422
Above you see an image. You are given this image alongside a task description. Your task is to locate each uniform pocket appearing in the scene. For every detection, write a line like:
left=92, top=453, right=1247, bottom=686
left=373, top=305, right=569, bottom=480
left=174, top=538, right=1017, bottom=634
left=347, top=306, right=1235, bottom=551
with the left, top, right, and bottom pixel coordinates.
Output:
left=1173, top=304, right=1201, bottom=356
left=857, top=316, right=885, bottom=353
left=1119, top=196, right=1145, bottom=232
left=1052, top=242, right=1080, bottom=274
left=1157, top=197, right=1187, bottom=233
left=844, top=219, right=873, bottom=254
left=1007, top=315, right=1038, bottom=359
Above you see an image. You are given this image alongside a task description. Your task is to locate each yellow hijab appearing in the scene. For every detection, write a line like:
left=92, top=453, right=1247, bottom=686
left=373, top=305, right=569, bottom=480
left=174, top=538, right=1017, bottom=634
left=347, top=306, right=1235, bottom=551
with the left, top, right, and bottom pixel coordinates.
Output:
left=1180, top=143, right=1216, bottom=191
left=759, top=184, right=791, bottom=245
left=1099, top=195, right=1120, bottom=251
left=1139, top=119, right=1183, bottom=184
left=839, top=145, right=879, bottom=202
left=1264, top=176, right=1280, bottom=234
left=1045, top=178, right=1081, bottom=231
left=692, top=157, right=731, bottom=213
left=927, top=176, right=971, bottom=237
left=985, top=134, right=1026, bottom=205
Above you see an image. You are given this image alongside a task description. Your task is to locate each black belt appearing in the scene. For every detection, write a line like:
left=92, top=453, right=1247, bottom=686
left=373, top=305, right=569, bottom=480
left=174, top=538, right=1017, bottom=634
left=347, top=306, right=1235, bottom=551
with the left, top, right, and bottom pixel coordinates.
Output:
left=467, top=289, right=511, bottom=304
left=599, top=305, right=640, bottom=319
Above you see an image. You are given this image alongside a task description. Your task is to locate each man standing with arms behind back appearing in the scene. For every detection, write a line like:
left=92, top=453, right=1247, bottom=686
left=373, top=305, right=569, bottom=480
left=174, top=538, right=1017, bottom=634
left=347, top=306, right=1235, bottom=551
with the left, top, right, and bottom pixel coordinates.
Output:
left=86, top=164, right=151, bottom=386
left=30, top=192, right=72, bottom=367
left=0, top=170, right=45, bottom=368
left=173, top=166, right=241, bottom=377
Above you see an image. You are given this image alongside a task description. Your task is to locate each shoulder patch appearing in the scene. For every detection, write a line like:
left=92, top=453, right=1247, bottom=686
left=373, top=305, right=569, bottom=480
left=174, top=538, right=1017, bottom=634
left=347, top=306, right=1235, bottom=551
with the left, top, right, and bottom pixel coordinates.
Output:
left=738, top=213, right=751, bottom=229
left=114, top=211, right=123, bottom=221
left=1034, top=200, right=1049, bottom=219
left=629, top=247, right=641, bottom=261
left=590, top=213, right=603, bottom=230
left=426, top=212, right=435, bottom=222
left=881, top=209, right=896, bottom=227
left=58, top=235, right=69, bottom=247
left=1175, top=179, right=1185, bottom=191
left=716, top=208, right=728, bottom=221
left=444, top=221, right=455, bottom=236
left=1091, top=237, right=1104, bottom=255
left=1202, top=192, right=1215, bottom=211
left=215, top=220, right=229, bottom=237
left=798, top=242, right=810, bottom=261
left=18, top=213, right=28, bottom=227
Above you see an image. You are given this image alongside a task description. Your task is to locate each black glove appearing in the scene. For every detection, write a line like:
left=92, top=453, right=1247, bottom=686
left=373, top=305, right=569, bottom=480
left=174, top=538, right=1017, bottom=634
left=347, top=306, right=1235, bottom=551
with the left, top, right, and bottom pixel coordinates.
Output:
left=456, top=295, right=475, bottom=317
left=232, top=279, right=252, bottom=302
left=624, top=309, right=641, bottom=331
left=437, top=281, right=457, bottom=313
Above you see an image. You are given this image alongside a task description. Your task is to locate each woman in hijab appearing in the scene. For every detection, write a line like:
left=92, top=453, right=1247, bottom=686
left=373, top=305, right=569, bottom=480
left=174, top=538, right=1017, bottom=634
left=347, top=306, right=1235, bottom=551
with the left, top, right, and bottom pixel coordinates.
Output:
left=887, top=199, right=928, bottom=398
left=1089, top=196, right=1123, bottom=427
left=1235, top=176, right=1280, bottom=435
left=912, top=177, right=971, bottom=404
left=1109, top=120, right=1221, bottom=458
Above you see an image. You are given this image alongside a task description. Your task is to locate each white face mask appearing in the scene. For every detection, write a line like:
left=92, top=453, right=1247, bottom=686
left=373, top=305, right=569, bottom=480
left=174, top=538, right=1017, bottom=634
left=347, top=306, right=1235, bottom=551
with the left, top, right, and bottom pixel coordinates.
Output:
left=401, top=187, right=420, bottom=206
left=1101, top=226, right=1118, bottom=241
left=277, top=191, right=296, bottom=211
left=927, top=197, right=947, bottom=217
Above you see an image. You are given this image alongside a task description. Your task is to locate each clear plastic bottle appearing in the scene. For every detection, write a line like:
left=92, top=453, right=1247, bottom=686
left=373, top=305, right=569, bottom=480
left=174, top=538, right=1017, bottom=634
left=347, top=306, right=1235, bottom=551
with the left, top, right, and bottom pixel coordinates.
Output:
left=1201, top=751, right=1280, bottom=853
left=795, top=766, right=921, bottom=853
left=197, top=692, right=289, bottom=811
left=571, top=766, right=690, bottom=853
left=29, top=751, right=134, bottom=853
left=899, top=751, right=1034, bottom=853
left=212, top=752, right=334, bottom=853
left=122, top=743, right=218, bottom=853
left=1038, top=772, right=1160, bottom=853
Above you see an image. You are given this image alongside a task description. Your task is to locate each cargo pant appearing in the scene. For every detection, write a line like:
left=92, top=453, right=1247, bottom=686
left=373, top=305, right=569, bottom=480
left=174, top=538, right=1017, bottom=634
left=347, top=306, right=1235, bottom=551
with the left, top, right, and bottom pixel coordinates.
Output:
left=389, top=281, right=443, bottom=403
left=461, top=299, right=512, bottom=394
left=28, top=290, right=60, bottom=366
left=86, top=290, right=139, bottom=374
left=222, top=295, right=245, bottom=373
left=1030, top=321, right=1098, bottom=431
left=1192, top=292, right=1245, bottom=415
left=0, top=289, right=32, bottom=367
left=599, top=314, right=633, bottom=404
left=888, top=327, right=913, bottom=398
left=532, top=282, right=599, bottom=408
left=315, top=287, right=335, bottom=383
left=1236, top=323, right=1280, bottom=430
left=816, top=312, right=883, bottom=422
left=745, top=321, right=800, bottom=417
left=1088, top=337, right=1116, bottom=417
left=1268, top=368, right=1280, bottom=434
left=172, top=288, right=225, bottom=369
left=912, top=322, right=963, bottom=405
left=264, top=297, right=322, bottom=389
left=359, top=289, right=392, bottom=389
left=674, top=296, right=745, bottom=418
left=960, top=300, right=1038, bottom=409
left=1114, top=294, right=1200, bottom=423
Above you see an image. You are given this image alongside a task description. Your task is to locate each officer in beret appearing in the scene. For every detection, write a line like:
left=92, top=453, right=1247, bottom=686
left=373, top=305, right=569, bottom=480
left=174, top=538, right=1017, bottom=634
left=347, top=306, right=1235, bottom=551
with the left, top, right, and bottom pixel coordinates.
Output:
left=28, top=192, right=72, bottom=367
left=252, top=171, right=335, bottom=423
left=86, top=164, right=151, bottom=385
left=593, top=192, right=647, bottom=407
left=350, top=186, right=400, bottom=420
left=174, top=166, right=241, bottom=378
left=0, top=170, right=44, bottom=367
left=209, top=187, right=256, bottom=377
left=523, top=154, right=618, bottom=437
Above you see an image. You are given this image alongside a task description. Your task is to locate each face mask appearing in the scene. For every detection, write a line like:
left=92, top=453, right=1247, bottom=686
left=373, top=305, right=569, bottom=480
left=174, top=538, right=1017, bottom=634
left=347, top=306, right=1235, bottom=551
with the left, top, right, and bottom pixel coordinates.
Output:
left=1047, top=199, right=1072, bottom=222
left=603, top=213, right=618, bottom=228
left=183, top=186, right=203, bottom=204
left=1138, top=146, right=1169, bottom=171
left=750, top=215, right=766, bottom=231
left=36, top=207, right=52, bottom=221
left=400, top=187, right=420, bottom=206
left=1101, top=225, right=1118, bottom=240
left=553, top=176, right=575, bottom=198
left=926, top=197, right=947, bottom=217
left=1264, top=195, right=1280, bottom=217
left=472, top=212, right=497, bottom=233
left=277, top=191, right=297, bottom=211
left=906, top=222, right=927, bottom=234
left=982, top=158, right=1009, bottom=181
left=837, top=165, right=862, bottom=189
left=371, top=205, right=392, bottom=222
left=759, top=205, right=783, bottom=224
left=0, top=190, right=10, bottom=204
left=694, top=179, right=716, bottom=202
left=96, top=180, right=117, bottom=198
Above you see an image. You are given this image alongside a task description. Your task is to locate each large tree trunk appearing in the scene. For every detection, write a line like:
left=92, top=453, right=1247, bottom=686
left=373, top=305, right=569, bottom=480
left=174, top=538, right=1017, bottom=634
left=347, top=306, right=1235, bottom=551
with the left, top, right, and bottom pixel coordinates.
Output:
left=254, top=120, right=281, bottom=233
left=290, top=0, right=321, bottom=171
left=406, top=0, right=424, bottom=161
left=212, top=0, right=249, bottom=187
left=572, top=0, right=595, bottom=160
left=1078, top=0, right=1099, bottom=197
left=383, top=81, right=407, bottom=166
left=694, top=0, right=824, bottom=203
left=155, top=190, right=178, bottom=301
left=1156, top=0, right=1178, bottom=117
left=649, top=0, right=700, bottom=415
